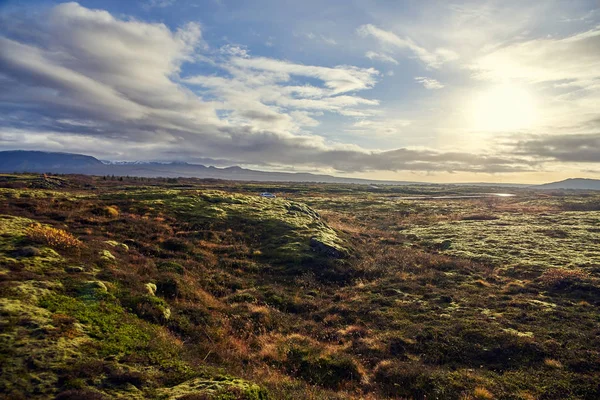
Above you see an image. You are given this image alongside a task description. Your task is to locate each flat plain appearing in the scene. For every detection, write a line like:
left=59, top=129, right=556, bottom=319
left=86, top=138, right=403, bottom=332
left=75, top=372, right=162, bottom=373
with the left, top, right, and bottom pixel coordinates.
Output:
left=1, top=174, right=599, bottom=399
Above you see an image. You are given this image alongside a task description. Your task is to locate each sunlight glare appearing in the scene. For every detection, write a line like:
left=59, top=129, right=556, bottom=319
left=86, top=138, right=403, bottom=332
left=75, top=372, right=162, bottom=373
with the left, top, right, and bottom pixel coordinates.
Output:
left=470, top=83, right=537, bottom=132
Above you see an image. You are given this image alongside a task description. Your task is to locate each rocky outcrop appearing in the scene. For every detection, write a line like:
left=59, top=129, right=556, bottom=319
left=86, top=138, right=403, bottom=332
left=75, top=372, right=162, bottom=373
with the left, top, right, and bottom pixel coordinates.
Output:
left=310, top=237, right=347, bottom=259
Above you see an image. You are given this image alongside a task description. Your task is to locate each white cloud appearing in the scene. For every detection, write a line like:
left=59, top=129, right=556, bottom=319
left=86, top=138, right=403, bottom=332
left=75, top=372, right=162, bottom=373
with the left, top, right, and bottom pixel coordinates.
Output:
left=357, top=24, right=458, bottom=68
left=303, top=32, right=337, bottom=45
left=0, top=2, right=540, bottom=174
left=144, top=0, right=177, bottom=9
left=220, top=44, right=250, bottom=58
left=365, top=51, right=398, bottom=65
left=229, top=56, right=379, bottom=94
left=415, top=76, right=444, bottom=89
left=346, top=119, right=411, bottom=137
left=471, top=26, right=600, bottom=85
left=184, top=48, right=380, bottom=129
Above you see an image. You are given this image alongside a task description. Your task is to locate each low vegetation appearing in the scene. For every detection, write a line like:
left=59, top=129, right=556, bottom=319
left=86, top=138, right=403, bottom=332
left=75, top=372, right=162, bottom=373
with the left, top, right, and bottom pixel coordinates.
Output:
left=1, top=174, right=599, bottom=399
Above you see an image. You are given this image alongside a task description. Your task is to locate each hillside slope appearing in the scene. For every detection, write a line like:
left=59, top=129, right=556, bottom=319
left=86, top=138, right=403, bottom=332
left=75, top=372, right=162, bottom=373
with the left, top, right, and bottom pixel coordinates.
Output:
left=535, top=178, right=600, bottom=190
left=0, top=179, right=350, bottom=399
left=0, top=150, right=103, bottom=171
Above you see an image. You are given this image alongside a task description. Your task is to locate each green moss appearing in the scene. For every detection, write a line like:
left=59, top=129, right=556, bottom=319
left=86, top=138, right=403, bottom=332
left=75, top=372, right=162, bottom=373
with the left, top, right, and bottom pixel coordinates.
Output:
left=105, top=240, right=129, bottom=251
left=38, top=294, right=150, bottom=357
left=3, top=176, right=600, bottom=400
left=157, top=261, right=185, bottom=275
left=403, top=211, right=600, bottom=271
left=98, top=249, right=116, bottom=266
left=0, top=290, right=89, bottom=398
left=0, top=215, right=64, bottom=273
left=99, top=188, right=349, bottom=265
left=157, top=376, right=269, bottom=400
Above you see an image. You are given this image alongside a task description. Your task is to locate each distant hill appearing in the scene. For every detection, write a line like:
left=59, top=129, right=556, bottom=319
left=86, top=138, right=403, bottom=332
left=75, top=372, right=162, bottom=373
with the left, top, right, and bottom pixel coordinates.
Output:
left=0, top=150, right=103, bottom=171
left=5, top=150, right=594, bottom=189
left=0, top=150, right=418, bottom=184
left=534, top=178, right=600, bottom=190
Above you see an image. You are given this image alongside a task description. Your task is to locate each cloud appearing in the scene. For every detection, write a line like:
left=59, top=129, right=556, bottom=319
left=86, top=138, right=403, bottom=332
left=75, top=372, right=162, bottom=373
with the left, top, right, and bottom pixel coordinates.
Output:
left=143, top=0, right=177, bottom=9
left=228, top=56, right=379, bottom=94
left=357, top=24, right=458, bottom=68
left=183, top=49, right=380, bottom=130
left=414, top=77, right=444, bottom=90
left=516, top=133, right=600, bottom=163
left=365, top=51, right=398, bottom=65
left=0, top=2, right=534, bottom=175
left=305, top=32, right=337, bottom=45
left=471, top=26, right=600, bottom=86
left=346, top=119, right=411, bottom=137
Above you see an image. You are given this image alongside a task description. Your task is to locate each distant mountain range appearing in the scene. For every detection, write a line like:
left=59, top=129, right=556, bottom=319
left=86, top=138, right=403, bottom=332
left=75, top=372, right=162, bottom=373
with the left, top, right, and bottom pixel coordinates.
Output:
left=534, top=178, right=600, bottom=190
left=1, top=150, right=599, bottom=189
left=0, top=150, right=103, bottom=170
left=0, top=151, right=417, bottom=185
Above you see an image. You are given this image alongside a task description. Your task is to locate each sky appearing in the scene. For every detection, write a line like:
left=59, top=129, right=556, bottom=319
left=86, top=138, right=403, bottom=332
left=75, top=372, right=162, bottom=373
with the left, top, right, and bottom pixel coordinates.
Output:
left=0, top=0, right=599, bottom=183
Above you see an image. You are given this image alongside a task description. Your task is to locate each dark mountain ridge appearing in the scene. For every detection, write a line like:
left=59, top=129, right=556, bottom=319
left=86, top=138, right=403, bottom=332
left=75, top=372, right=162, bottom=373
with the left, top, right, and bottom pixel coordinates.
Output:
left=534, top=178, right=600, bottom=190
left=1, top=150, right=598, bottom=189
left=0, top=150, right=103, bottom=170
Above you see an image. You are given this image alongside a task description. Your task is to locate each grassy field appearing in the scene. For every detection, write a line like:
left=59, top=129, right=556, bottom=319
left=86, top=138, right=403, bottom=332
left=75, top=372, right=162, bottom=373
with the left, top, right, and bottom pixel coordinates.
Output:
left=1, top=174, right=599, bottom=399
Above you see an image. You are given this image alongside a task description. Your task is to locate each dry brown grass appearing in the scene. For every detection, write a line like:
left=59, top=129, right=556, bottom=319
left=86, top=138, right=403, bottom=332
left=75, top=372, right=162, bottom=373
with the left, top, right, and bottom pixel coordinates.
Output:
left=473, top=386, right=494, bottom=399
left=538, top=268, right=589, bottom=288
left=544, top=358, right=563, bottom=369
left=27, top=224, right=82, bottom=250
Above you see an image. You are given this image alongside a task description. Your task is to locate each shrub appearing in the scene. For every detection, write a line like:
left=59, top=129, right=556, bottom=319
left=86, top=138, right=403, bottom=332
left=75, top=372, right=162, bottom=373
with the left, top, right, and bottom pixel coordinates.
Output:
left=560, top=201, right=600, bottom=211
left=461, top=214, right=499, bottom=221
left=539, top=268, right=589, bottom=289
left=473, top=386, right=494, bottom=399
left=121, top=294, right=171, bottom=323
left=105, top=369, right=145, bottom=387
left=286, top=349, right=361, bottom=388
left=373, top=360, right=435, bottom=398
left=55, top=389, right=110, bottom=400
left=91, top=205, right=120, bottom=217
left=544, top=358, right=563, bottom=369
left=27, top=224, right=82, bottom=250
left=161, top=238, right=191, bottom=253
left=156, top=277, right=185, bottom=299
left=157, top=261, right=185, bottom=274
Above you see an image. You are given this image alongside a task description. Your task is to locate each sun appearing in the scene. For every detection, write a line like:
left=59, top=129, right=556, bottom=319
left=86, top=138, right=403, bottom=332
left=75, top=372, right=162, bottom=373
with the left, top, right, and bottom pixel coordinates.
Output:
left=470, top=83, right=537, bottom=132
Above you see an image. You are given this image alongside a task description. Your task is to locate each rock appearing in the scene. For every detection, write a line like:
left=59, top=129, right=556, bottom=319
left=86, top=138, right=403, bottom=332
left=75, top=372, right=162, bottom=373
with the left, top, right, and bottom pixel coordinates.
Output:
left=85, top=281, right=108, bottom=292
left=11, top=246, right=41, bottom=258
left=310, top=237, right=346, bottom=258
left=79, top=281, right=109, bottom=300
left=98, top=249, right=116, bottom=265
left=440, top=240, right=452, bottom=250
left=65, top=265, right=85, bottom=273
left=105, top=240, right=129, bottom=251
left=123, top=239, right=138, bottom=248
left=432, top=240, right=452, bottom=250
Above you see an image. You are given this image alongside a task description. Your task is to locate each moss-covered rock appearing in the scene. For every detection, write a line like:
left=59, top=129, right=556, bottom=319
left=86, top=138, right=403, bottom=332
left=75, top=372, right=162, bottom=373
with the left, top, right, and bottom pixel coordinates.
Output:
left=105, top=240, right=129, bottom=251
left=98, top=249, right=116, bottom=266
left=0, top=215, right=64, bottom=274
left=137, top=190, right=350, bottom=265
left=157, top=376, right=269, bottom=400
